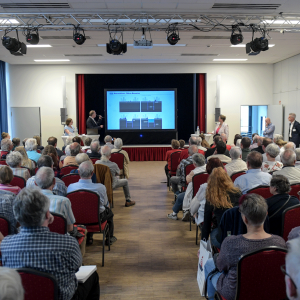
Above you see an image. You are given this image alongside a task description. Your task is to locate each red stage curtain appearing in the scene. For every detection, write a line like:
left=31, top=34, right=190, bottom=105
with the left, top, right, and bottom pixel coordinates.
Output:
left=123, top=146, right=171, bottom=161
left=77, top=74, right=86, bottom=134
left=198, top=74, right=206, bottom=132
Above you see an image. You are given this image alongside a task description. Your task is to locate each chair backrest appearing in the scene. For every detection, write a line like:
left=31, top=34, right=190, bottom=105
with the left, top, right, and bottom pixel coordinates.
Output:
left=222, top=162, right=227, bottom=166
left=290, top=183, right=300, bottom=197
left=90, top=157, right=99, bottom=164
left=10, top=175, right=26, bottom=189
left=0, top=159, right=7, bottom=165
left=110, top=153, right=125, bottom=170
left=231, top=171, right=246, bottom=182
left=170, top=151, right=181, bottom=173
left=185, top=163, right=195, bottom=179
left=67, top=190, right=100, bottom=225
left=60, top=165, right=78, bottom=176
left=17, top=268, right=59, bottom=300
left=0, top=215, right=11, bottom=236
left=247, top=185, right=272, bottom=199
left=235, top=247, right=287, bottom=300
left=61, top=174, right=80, bottom=187
left=48, top=212, right=67, bottom=234
left=192, top=172, right=209, bottom=197
left=282, top=204, right=300, bottom=241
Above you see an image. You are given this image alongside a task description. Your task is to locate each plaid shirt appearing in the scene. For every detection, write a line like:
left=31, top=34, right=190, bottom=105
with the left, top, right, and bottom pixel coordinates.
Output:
left=26, top=176, right=67, bottom=197
left=179, top=156, right=194, bottom=184
left=0, top=190, right=17, bottom=234
left=11, top=167, right=31, bottom=181
left=1, top=226, right=82, bottom=300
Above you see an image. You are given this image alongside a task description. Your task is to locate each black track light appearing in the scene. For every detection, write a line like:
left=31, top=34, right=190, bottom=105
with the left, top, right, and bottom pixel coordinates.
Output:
left=166, top=24, right=180, bottom=46
left=24, top=27, right=39, bottom=45
left=106, top=27, right=127, bottom=55
left=230, top=25, right=243, bottom=45
left=2, top=30, right=26, bottom=56
left=73, top=28, right=86, bottom=45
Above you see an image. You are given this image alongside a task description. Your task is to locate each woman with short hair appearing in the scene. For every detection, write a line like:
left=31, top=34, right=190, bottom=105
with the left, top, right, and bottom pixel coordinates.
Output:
left=0, top=166, right=21, bottom=195
left=204, top=193, right=286, bottom=300
left=211, top=114, right=229, bottom=140
left=6, top=152, right=30, bottom=181
left=12, top=137, right=20, bottom=150
left=64, top=118, right=75, bottom=136
left=261, top=143, right=283, bottom=173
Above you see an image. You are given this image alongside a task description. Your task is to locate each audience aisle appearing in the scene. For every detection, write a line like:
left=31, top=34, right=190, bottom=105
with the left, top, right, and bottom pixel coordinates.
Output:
left=84, top=161, right=205, bottom=300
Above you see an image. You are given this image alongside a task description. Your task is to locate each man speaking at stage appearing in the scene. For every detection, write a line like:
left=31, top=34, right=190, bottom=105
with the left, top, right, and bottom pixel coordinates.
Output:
left=86, top=110, right=103, bottom=130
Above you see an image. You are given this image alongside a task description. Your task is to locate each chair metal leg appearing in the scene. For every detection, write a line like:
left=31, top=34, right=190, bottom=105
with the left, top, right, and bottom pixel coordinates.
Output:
left=102, top=233, right=105, bottom=267
left=189, top=215, right=192, bottom=231
left=196, top=225, right=198, bottom=245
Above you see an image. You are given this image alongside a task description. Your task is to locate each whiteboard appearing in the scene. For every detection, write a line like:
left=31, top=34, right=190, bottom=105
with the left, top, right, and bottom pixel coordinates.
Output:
left=11, top=107, right=41, bottom=141
left=268, top=105, right=283, bottom=136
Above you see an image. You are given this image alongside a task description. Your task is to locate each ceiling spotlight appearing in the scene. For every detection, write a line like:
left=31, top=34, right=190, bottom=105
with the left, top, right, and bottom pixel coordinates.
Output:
left=73, top=26, right=86, bottom=45
left=246, top=27, right=269, bottom=55
left=2, top=29, right=26, bottom=56
left=106, top=26, right=127, bottom=55
left=230, top=25, right=243, bottom=45
left=166, top=23, right=180, bottom=46
left=24, top=27, right=39, bottom=45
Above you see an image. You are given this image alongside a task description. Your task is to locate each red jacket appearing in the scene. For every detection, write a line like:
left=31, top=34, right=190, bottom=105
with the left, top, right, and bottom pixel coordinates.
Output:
left=165, top=149, right=181, bottom=170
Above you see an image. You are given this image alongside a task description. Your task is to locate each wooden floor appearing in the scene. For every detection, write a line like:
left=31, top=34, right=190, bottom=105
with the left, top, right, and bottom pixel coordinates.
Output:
left=84, top=161, right=205, bottom=300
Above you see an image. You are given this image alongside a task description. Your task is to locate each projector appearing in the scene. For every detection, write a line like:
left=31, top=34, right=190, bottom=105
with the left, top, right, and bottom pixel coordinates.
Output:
left=133, top=36, right=153, bottom=49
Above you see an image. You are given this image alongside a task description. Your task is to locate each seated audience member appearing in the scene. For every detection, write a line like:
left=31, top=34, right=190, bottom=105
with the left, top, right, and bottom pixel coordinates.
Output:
left=261, top=143, right=283, bottom=172
left=204, top=193, right=286, bottom=300
left=82, top=137, right=92, bottom=152
left=36, top=167, right=75, bottom=232
left=200, top=133, right=210, bottom=148
left=225, top=147, right=248, bottom=177
left=0, top=188, right=18, bottom=233
left=63, top=142, right=81, bottom=166
left=33, top=135, right=44, bottom=151
left=234, top=151, right=272, bottom=194
left=179, top=139, right=185, bottom=149
left=201, top=167, right=242, bottom=248
left=60, top=145, right=71, bottom=165
left=233, top=134, right=242, bottom=147
left=283, top=142, right=296, bottom=154
left=178, top=137, right=205, bottom=162
left=12, top=137, right=20, bottom=150
left=47, top=136, right=64, bottom=158
left=236, top=139, right=242, bottom=148
left=62, top=136, right=73, bottom=152
left=284, top=237, right=300, bottom=300
left=273, top=133, right=283, bottom=144
left=70, top=153, right=97, bottom=183
left=0, top=139, right=13, bottom=159
left=0, top=166, right=21, bottom=195
left=15, top=146, right=35, bottom=171
left=249, top=133, right=259, bottom=150
left=0, top=188, right=100, bottom=300
left=220, top=133, right=231, bottom=151
left=22, top=138, right=28, bottom=147
left=274, top=149, right=300, bottom=184
left=87, top=141, right=101, bottom=159
left=295, top=148, right=300, bottom=168
left=277, top=139, right=288, bottom=154
left=111, top=138, right=130, bottom=179
left=267, top=175, right=299, bottom=236
left=104, top=135, right=114, bottom=149
left=251, top=136, right=264, bottom=154
left=27, top=155, right=67, bottom=196
left=0, top=267, right=24, bottom=300
left=25, top=138, right=41, bottom=163
left=96, top=145, right=135, bottom=207
left=1, top=132, right=10, bottom=140
left=205, top=136, right=230, bottom=159
left=43, top=145, right=60, bottom=171
left=72, top=136, right=82, bottom=145
left=262, top=138, right=281, bottom=162
left=170, top=145, right=198, bottom=195
left=67, top=161, right=116, bottom=245
left=164, top=139, right=181, bottom=178
left=207, top=141, right=232, bottom=164
left=6, top=152, right=30, bottom=181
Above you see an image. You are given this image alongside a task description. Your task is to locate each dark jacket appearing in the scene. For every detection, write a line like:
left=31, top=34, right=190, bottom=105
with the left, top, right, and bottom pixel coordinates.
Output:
left=251, top=145, right=264, bottom=154
left=87, top=152, right=101, bottom=159
left=205, top=148, right=230, bottom=159
left=56, top=148, right=64, bottom=158
left=266, top=193, right=299, bottom=236
left=86, top=116, right=102, bottom=129
left=289, top=120, right=300, bottom=147
left=241, top=148, right=251, bottom=162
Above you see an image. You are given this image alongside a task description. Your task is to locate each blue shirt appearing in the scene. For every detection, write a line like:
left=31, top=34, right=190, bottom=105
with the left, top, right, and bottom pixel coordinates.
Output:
left=67, top=179, right=108, bottom=213
left=40, top=189, right=75, bottom=226
left=26, top=150, right=41, bottom=163
left=0, top=190, right=18, bottom=234
left=64, top=125, right=74, bottom=136
left=263, top=122, right=275, bottom=139
left=234, top=169, right=272, bottom=194
left=1, top=226, right=82, bottom=300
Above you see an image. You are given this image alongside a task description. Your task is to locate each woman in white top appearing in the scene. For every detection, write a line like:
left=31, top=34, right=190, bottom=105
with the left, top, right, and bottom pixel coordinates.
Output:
left=211, top=114, right=229, bottom=140
left=64, top=118, right=75, bottom=136
left=261, top=143, right=283, bottom=173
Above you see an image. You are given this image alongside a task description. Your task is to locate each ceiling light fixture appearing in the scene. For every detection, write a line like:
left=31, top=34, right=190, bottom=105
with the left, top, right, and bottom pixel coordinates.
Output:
left=230, top=24, right=243, bottom=45
left=2, top=29, right=26, bottom=56
left=24, top=27, right=39, bottom=45
left=166, top=23, right=180, bottom=45
left=246, top=26, right=269, bottom=56
left=106, top=26, right=127, bottom=55
left=72, top=25, right=86, bottom=45
left=213, top=59, right=248, bottom=61
left=231, top=44, right=275, bottom=47
left=34, top=59, right=70, bottom=62
left=26, top=44, right=52, bottom=48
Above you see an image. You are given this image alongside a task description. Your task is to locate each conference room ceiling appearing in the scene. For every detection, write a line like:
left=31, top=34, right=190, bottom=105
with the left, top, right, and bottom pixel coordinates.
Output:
left=1, top=0, right=300, bottom=64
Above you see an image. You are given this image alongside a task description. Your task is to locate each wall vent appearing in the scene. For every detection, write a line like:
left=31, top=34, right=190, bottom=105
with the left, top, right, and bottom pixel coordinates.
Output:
left=212, top=3, right=281, bottom=10
left=0, top=3, right=70, bottom=9
left=192, top=36, right=228, bottom=39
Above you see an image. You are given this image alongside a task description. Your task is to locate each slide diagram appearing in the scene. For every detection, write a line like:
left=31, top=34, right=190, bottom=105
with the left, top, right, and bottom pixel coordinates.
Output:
left=120, top=117, right=162, bottom=129
left=119, top=100, right=162, bottom=112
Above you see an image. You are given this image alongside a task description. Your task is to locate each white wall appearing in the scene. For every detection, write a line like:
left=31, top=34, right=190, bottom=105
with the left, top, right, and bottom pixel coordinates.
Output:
left=6, top=63, right=273, bottom=148
left=273, top=54, right=300, bottom=141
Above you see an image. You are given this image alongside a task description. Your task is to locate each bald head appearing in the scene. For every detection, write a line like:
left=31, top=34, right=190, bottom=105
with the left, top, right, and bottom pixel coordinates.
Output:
left=221, top=133, right=227, bottom=142
left=101, top=145, right=111, bottom=158
left=188, top=145, right=198, bottom=156
left=285, top=142, right=296, bottom=151
left=265, top=118, right=271, bottom=125
left=70, top=142, right=81, bottom=156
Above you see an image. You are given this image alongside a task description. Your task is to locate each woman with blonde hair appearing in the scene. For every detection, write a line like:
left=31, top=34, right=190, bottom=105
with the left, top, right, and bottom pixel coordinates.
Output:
left=1, top=132, right=10, bottom=140
left=14, top=146, right=35, bottom=170
left=200, top=133, right=210, bottom=148
left=201, top=167, right=241, bottom=248
left=33, top=135, right=44, bottom=151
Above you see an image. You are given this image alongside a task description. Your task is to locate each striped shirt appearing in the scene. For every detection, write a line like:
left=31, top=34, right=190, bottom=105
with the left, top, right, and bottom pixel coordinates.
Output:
left=0, top=190, right=18, bottom=234
left=11, top=167, right=31, bottom=181
left=40, top=189, right=75, bottom=226
left=0, top=184, right=21, bottom=195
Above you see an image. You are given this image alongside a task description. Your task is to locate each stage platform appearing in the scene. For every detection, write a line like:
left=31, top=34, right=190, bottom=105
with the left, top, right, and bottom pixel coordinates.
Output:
left=122, top=145, right=171, bottom=161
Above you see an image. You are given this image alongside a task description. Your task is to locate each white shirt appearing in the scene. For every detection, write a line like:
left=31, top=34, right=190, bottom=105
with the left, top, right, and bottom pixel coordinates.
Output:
left=262, top=153, right=281, bottom=162
left=290, top=121, right=295, bottom=138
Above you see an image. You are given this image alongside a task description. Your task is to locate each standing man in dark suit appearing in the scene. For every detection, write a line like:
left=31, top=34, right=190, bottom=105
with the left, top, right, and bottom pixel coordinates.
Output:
left=288, top=113, right=300, bottom=147
left=86, top=110, right=103, bottom=129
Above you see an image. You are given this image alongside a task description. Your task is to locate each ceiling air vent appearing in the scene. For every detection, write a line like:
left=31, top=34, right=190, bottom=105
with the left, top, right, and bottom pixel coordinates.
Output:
left=212, top=3, right=281, bottom=10
left=192, top=36, right=228, bottom=39
left=0, top=3, right=70, bottom=9
left=64, top=54, right=103, bottom=57
left=181, top=54, right=219, bottom=56
left=40, top=36, right=90, bottom=40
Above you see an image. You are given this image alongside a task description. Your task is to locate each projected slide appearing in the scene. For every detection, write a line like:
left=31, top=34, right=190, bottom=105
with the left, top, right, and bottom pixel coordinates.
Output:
left=106, top=90, right=176, bottom=130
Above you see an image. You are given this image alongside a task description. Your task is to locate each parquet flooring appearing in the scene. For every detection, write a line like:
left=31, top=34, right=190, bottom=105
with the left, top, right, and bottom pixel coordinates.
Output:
left=84, top=161, right=206, bottom=300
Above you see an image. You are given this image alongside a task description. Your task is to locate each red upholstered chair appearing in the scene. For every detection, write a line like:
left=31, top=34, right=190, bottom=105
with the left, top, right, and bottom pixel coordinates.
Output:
left=17, top=268, right=58, bottom=300
left=48, top=212, right=67, bottom=235
left=247, top=185, right=272, bottom=199
left=222, top=162, right=228, bottom=166
left=10, top=175, right=26, bottom=189
left=61, top=174, right=80, bottom=187
left=90, top=157, right=99, bottom=164
left=110, top=153, right=125, bottom=178
left=167, top=151, right=183, bottom=190
left=282, top=204, right=300, bottom=241
left=0, top=216, right=11, bottom=236
left=0, top=159, right=7, bottom=165
left=181, top=163, right=195, bottom=192
left=67, top=190, right=109, bottom=266
left=215, top=246, right=287, bottom=300
left=60, top=165, right=78, bottom=176
left=230, top=171, right=246, bottom=182
left=289, top=183, right=300, bottom=197
left=36, top=149, right=41, bottom=153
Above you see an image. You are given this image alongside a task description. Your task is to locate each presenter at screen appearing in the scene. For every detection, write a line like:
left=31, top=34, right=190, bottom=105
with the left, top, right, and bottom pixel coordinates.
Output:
left=64, top=118, right=75, bottom=136
left=263, top=118, right=275, bottom=139
left=211, top=114, right=229, bottom=140
left=86, top=110, right=103, bottom=129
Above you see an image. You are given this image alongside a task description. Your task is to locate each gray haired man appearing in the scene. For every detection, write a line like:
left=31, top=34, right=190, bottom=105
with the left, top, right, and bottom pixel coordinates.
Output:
left=6, top=151, right=31, bottom=181
left=225, top=147, right=248, bottom=177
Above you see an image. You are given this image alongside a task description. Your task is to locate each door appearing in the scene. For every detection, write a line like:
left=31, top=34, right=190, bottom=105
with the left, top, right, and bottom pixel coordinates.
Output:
left=267, top=105, right=283, bottom=136
left=11, top=107, right=41, bottom=141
